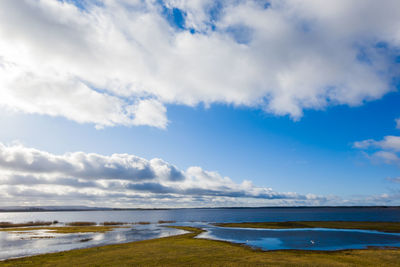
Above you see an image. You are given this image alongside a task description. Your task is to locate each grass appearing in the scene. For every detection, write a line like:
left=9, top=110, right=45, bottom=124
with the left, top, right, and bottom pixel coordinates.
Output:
left=101, top=222, right=128, bottom=226
left=215, top=221, right=400, bottom=233
left=158, top=220, right=176, bottom=224
left=65, top=222, right=96, bottom=226
left=0, top=226, right=399, bottom=266
left=0, top=221, right=53, bottom=228
left=0, top=226, right=120, bottom=234
left=134, top=221, right=151, bottom=225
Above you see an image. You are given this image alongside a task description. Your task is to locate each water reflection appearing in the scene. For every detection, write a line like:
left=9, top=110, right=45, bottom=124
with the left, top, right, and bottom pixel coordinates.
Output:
left=2, top=215, right=400, bottom=260
left=198, top=226, right=400, bottom=251
left=0, top=224, right=186, bottom=260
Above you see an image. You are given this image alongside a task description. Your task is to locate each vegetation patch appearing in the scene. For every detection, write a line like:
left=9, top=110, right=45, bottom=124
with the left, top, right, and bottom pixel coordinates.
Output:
left=214, top=221, right=400, bottom=233
left=0, top=221, right=53, bottom=228
left=134, top=221, right=151, bottom=225
left=101, top=222, right=128, bottom=226
left=158, top=220, right=176, bottom=224
left=66, top=222, right=97, bottom=226
left=79, top=238, right=93, bottom=243
left=0, top=226, right=118, bottom=234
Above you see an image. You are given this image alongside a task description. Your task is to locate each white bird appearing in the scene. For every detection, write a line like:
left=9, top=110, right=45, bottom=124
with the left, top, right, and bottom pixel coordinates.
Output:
left=310, top=240, right=315, bottom=244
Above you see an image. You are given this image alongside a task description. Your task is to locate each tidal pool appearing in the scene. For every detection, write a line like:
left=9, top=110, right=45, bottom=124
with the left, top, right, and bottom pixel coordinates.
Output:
left=0, top=224, right=186, bottom=260
left=197, top=226, right=400, bottom=251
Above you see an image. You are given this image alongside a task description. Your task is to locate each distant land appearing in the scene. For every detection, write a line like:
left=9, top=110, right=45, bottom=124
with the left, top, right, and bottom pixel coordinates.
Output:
left=0, top=206, right=399, bottom=212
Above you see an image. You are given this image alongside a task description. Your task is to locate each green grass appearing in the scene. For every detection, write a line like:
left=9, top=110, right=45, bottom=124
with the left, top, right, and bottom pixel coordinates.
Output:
left=215, top=221, right=400, bottom=233
left=0, top=226, right=399, bottom=266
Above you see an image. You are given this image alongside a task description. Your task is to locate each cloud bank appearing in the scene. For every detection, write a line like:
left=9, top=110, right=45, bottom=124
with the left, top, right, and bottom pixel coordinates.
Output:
left=0, top=142, right=327, bottom=207
left=0, top=0, right=399, bottom=128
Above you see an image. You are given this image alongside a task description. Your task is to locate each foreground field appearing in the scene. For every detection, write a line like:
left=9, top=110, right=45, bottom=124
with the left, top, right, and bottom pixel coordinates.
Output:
left=1, top=226, right=399, bottom=267
left=215, top=221, right=400, bottom=233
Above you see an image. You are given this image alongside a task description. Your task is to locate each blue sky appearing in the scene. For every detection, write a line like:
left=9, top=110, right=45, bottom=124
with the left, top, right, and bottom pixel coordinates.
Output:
left=0, top=0, right=399, bottom=207
left=1, top=91, right=399, bottom=203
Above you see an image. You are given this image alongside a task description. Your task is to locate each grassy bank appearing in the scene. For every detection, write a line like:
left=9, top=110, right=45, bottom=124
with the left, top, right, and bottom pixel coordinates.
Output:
left=215, top=221, right=400, bottom=233
left=1, top=226, right=399, bottom=266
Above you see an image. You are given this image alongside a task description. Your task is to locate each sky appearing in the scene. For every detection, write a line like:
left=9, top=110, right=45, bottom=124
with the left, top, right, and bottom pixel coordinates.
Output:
left=0, top=0, right=400, bottom=207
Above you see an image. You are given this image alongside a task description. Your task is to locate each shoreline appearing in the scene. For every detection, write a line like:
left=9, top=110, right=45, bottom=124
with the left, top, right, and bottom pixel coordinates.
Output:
left=1, top=206, right=399, bottom=213
left=214, top=221, right=400, bottom=233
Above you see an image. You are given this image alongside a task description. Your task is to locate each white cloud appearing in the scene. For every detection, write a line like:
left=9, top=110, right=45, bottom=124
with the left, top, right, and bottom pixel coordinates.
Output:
left=0, top=142, right=328, bottom=207
left=354, top=120, right=400, bottom=166
left=131, top=99, right=168, bottom=129
left=0, top=0, right=399, bottom=128
left=354, top=136, right=400, bottom=152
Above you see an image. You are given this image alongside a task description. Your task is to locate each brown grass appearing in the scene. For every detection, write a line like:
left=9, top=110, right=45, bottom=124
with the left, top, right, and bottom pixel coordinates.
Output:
left=65, top=222, right=97, bottom=226
left=134, top=221, right=151, bottom=225
left=0, top=221, right=53, bottom=228
left=158, top=220, right=176, bottom=224
left=0, top=226, right=118, bottom=233
left=101, top=222, right=128, bottom=226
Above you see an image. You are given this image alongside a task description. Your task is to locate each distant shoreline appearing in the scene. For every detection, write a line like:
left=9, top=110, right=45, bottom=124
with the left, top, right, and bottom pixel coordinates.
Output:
left=0, top=206, right=399, bottom=213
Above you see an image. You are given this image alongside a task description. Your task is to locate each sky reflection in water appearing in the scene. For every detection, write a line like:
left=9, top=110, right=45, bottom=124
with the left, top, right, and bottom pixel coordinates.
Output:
left=0, top=224, right=186, bottom=260
left=198, top=226, right=400, bottom=251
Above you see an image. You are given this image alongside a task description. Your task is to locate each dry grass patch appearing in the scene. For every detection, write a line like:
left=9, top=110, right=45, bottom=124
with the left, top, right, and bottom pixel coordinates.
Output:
left=0, top=221, right=53, bottom=228
left=158, top=220, right=176, bottom=224
left=66, top=222, right=96, bottom=226
left=101, top=222, right=128, bottom=226
left=0, top=226, right=117, bottom=234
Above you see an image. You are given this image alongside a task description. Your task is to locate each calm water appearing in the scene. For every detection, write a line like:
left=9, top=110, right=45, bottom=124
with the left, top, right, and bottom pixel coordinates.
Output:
left=0, top=207, right=399, bottom=223
left=198, top=226, right=400, bottom=251
left=0, top=224, right=186, bottom=260
left=0, top=207, right=399, bottom=260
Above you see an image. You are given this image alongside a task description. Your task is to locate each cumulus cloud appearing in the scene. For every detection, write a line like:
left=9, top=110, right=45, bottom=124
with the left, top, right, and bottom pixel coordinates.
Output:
left=354, top=120, right=400, bottom=166
left=0, top=143, right=183, bottom=181
left=0, top=0, right=399, bottom=128
left=353, top=136, right=400, bottom=152
left=0, top=142, right=328, bottom=207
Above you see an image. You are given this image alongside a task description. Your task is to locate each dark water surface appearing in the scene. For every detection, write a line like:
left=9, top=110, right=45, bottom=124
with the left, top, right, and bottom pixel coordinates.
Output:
left=1, top=207, right=399, bottom=223
left=0, top=207, right=399, bottom=260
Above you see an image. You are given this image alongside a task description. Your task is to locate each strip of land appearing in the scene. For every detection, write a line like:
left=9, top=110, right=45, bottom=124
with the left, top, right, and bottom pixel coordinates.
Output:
left=0, top=226, right=399, bottom=266
left=0, top=226, right=124, bottom=233
left=215, top=221, right=400, bottom=233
